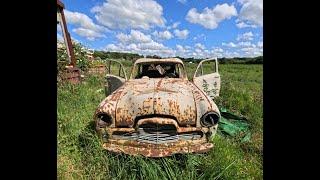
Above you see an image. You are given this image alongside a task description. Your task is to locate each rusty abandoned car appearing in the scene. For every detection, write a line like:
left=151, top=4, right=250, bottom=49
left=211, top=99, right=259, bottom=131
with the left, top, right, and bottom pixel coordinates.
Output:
left=94, top=58, right=221, bottom=157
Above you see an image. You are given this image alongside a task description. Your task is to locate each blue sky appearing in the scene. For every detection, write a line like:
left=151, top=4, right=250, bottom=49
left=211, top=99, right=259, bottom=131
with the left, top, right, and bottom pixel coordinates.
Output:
left=57, top=0, right=263, bottom=58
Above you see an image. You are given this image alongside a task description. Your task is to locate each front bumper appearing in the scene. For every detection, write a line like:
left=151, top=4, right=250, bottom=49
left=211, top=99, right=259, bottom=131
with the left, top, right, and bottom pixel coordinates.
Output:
left=102, top=140, right=213, bottom=157
left=96, top=117, right=215, bottom=157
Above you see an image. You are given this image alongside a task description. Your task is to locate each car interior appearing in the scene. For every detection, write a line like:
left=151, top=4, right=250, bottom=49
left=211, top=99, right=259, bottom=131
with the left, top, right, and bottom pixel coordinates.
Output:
left=135, top=63, right=180, bottom=79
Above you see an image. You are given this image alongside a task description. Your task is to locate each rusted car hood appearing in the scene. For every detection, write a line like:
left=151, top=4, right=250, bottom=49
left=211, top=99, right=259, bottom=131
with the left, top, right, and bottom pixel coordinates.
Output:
left=114, top=78, right=201, bottom=127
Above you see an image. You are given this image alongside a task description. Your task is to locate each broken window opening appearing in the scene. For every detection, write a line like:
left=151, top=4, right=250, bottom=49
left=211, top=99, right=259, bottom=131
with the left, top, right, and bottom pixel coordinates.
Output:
left=132, top=62, right=185, bottom=79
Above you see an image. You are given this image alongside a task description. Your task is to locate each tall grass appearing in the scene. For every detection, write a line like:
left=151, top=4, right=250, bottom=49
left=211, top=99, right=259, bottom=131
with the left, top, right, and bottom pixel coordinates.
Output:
left=58, top=63, right=263, bottom=179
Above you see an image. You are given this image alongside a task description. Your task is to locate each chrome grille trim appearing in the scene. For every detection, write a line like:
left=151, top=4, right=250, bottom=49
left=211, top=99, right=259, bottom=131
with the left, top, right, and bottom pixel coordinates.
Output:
left=112, top=126, right=202, bottom=144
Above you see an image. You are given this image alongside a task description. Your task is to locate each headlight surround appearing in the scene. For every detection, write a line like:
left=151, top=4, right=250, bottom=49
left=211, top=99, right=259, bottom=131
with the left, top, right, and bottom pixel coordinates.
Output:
left=96, top=113, right=112, bottom=128
left=200, top=111, right=220, bottom=127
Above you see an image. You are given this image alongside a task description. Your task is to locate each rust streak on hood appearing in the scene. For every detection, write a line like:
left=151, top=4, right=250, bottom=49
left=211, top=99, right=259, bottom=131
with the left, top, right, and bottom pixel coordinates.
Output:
left=115, top=78, right=199, bottom=127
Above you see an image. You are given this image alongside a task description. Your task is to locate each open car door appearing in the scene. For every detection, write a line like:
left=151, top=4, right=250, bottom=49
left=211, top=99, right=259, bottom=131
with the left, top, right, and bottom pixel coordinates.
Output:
left=105, top=59, right=127, bottom=96
left=192, top=58, right=221, bottom=99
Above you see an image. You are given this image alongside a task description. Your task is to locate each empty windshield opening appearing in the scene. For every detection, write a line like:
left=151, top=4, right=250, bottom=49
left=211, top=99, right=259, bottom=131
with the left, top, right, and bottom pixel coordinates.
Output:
left=132, top=62, right=185, bottom=79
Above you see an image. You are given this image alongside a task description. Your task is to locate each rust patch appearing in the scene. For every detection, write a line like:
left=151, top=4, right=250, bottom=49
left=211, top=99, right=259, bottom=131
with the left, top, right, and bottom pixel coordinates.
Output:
left=102, top=141, right=213, bottom=157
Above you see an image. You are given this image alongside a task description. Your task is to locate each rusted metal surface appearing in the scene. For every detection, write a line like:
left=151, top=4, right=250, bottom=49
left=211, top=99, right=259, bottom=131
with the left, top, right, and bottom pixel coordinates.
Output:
left=135, top=58, right=184, bottom=64
left=57, top=0, right=76, bottom=67
left=60, top=66, right=81, bottom=84
left=193, top=58, right=221, bottom=98
left=57, top=0, right=81, bottom=84
left=102, top=141, right=213, bottom=157
left=96, top=117, right=214, bottom=157
left=94, top=58, right=221, bottom=157
left=88, top=65, right=106, bottom=74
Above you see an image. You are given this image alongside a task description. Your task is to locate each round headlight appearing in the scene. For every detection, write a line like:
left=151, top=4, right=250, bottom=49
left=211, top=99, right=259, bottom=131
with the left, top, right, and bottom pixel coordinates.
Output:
left=200, top=112, right=220, bottom=127
left=96, top=113, right=112, bottom=128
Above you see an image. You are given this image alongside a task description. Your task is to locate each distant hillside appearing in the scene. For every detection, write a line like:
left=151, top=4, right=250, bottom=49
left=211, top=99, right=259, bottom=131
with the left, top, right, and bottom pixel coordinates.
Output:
left=93, top=50, right=263, bottom=64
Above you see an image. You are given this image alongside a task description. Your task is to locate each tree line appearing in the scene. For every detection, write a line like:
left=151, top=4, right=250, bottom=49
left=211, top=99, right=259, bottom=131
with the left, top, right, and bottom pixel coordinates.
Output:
left=94, top=51, right=263, bottom=64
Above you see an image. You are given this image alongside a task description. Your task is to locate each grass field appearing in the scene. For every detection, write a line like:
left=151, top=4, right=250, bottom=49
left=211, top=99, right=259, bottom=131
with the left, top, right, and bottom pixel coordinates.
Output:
left=57, top=61, right=263, bottom=179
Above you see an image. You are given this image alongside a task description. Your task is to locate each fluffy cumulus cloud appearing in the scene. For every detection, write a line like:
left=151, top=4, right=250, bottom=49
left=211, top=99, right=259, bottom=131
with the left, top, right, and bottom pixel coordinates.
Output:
left=175, top=45, right=192, bottom=57
left=177, top=0, right=187, bottom=4
left=177, top=43, right=222, bottom=59
left=116, top=30, right=152, bottom=44
left=167, top=22, right=180, bottom=30
left=64, top=10, right=107, bottom=40
left=240, top=46, right=262, bottom=57
left=223, top=51, right=240, bottom=58
left=219, top=37, right=262, bottom=57
left=193, top=34, right=206, bottom=41
left=237, top=32, right=254, bottom=41
left=222, top=42, right=237, bottom=48
left=236, top=21, right=257, bottom=28
left=210, top=47, right=224, bottom=58
left=91, top=0, right=166, bottom=30
left=72, top=28, right=106, bottom=41
left=237, top=0, right=263, bottom=27
left=195, top=43, right=205, bottom=50
left=152, top=30, right=173, bottom=40
left=238, top=41, right=256, bottom=47
left=222, top=40, right=257, bottom=48
left=186, top=3, right=237, bottom=29
left=174, top=29, right=189, bottom=39
left=106, top=30, right=175, bottom=57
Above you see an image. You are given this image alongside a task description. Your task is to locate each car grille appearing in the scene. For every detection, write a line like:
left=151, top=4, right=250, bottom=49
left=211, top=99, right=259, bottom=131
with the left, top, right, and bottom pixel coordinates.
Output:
left=112, top=123, right=202, bottom=144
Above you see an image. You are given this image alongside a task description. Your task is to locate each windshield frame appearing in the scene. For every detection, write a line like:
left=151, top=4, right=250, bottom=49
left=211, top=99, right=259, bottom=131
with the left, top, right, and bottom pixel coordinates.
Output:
left=129, top=61, right=187, bottom=80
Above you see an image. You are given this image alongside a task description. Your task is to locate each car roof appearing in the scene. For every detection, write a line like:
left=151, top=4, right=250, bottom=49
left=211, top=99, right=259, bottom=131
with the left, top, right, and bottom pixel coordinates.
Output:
left=134, top=58, right=184, bottom=64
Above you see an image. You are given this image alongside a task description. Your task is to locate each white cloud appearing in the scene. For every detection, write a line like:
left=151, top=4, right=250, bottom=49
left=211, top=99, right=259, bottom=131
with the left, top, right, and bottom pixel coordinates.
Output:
left=116, top=30, right=152, bottom=44
left=152, top=30, right=173, bottom=40
left=240, top=42, right=263, bottom=57
left=64, top=10, right=107, bottom=40
left=175, top=45, right=192, bottom=57
left=172, top=22, right=180, bottom=29
left=186, top=3, right=237, bottom=29
left=174, top=29, right=189, bottom=39
left=104, top=30, right=262, bottom=58
left=223, top=51, right=240, bottom=58
left=64, top=10, right=105, bottom=32
left=210, top=47, right=224, bottom=58
left=105, top=30, right=175, bottom=57
left=72, top=28, right=106, bottom=41
left=193, top=33, right=206, bottom=41
left=176, top=45, right=185, bottom=52
left=237, top=41, right=255, bottom=47
left=240, top=46, right=262, bottom=56
left=237, top=32, right=254, bottom=41
left=105, top=44, right=121, bottom=51
left=238, top=0, right=263, bottom=27
left=222, top=42, right=237, bottom=48
left=212, top=47, right=224, bottom=53
left=195, top=43, right=205, bottom=50
left=222, top=40, right=258, bottom=48
left=177, top=0, right=187, bottom=4
left=167, top=22, right=180, bottom=30
left=105, top=43, right=175, bottom=57
left=236, top=21, right=257, bottom=28
left=91, top=0, right=166, bottom=30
